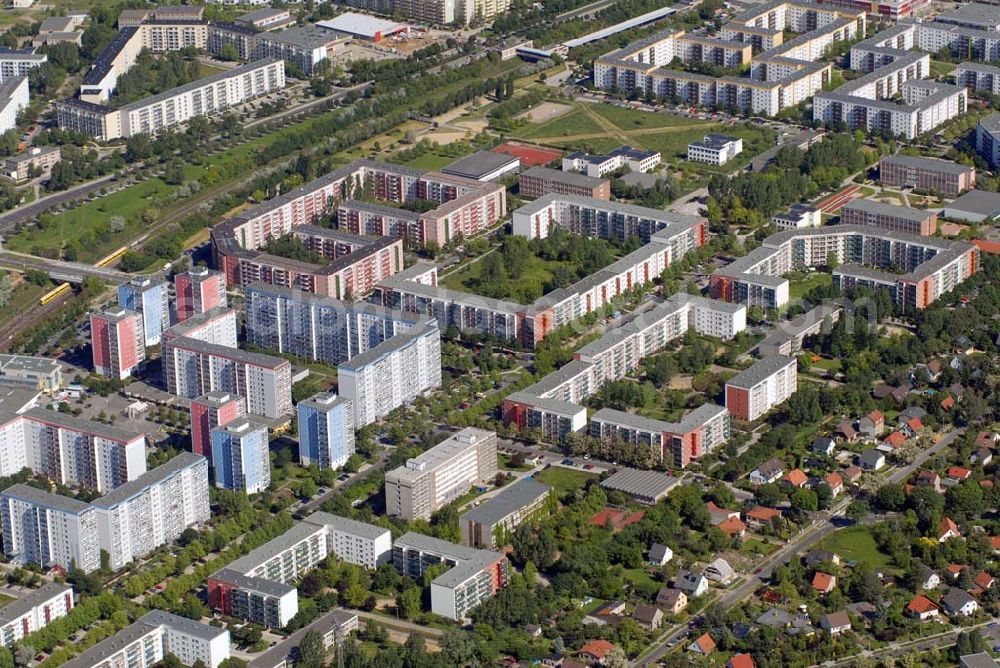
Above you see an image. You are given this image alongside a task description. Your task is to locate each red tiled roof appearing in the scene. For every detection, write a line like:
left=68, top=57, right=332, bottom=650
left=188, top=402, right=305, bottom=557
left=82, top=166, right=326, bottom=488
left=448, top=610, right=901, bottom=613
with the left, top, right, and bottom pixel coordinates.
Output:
left=992, top=536, right=1000, bottom=551
left=907, top=417, right=923, bottom=431
left=718, top=517, right=747, bottom=536
left=867, top=409, right=883, bottom=423
left=691, top=633, right=715, bottom=654
left=825, top=472, right=843, bottom=488
left=946, top=564, right=965, bottom=576
left=580, top=639, right=614, bottom=659
left=812, top=572, right=836, bottom=592
left=784, top=469, right=808, bottom=487
left=974, top=239, right=1000, bottom=254
left=729, top=653, right=755, bottom=668
left=975, top=572, right=995, bottom=589
left=940, top=395, right=955, bottom=410
left=940, top=517, right=961, bottom=538
left=907, top=595, right=938, bottom=614
left=885, top=431, right=906, bottom=447
left=947, top=466, right=972, bottom=480
left=747, top=506, right=781, bottom=522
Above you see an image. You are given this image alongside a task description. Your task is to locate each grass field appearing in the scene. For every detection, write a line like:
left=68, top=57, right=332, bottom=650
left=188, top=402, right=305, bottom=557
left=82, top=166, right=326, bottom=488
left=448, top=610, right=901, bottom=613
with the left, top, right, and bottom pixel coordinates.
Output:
left=512, top=107, right=606, bottom=140
left=197, top=62, right=228, bottom=78
left=403, top=153, right=460, bottom=170
left=0, top=593, right=15, bottom=608
left=818, top=525, right=896, bottom=573
left=789, top=272, right=832, bottom=300
left=930, top=60, right=956, bottom=78
left=536, top=466, right=598, bottom=494
left=0, top=280, right=47, bottom=332
left=440, top=251, right=576, bottom=302
left=590, top=104, right=706, bottom=131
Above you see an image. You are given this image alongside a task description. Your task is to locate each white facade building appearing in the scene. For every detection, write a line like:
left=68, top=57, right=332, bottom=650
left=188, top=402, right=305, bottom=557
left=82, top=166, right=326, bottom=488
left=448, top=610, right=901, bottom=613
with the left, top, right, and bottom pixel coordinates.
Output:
left=0, top=485, right=100, bottom=572
left=304, top=511, right=392, bottom=569
left=687, top=134, right=743, bottom=165
left=725, top=355, right=798, bottom=421
left=0, top=584, right=73, bottom=648
left=0, top=77, right=29, bottom=135
left=91, top=452, right=210, bottom=571
left=337, top=320, right=441, bottom=427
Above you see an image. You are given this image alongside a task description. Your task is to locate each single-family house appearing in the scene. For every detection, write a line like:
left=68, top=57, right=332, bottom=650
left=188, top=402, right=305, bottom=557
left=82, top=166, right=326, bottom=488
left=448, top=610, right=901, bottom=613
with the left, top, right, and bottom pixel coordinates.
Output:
left=940, top=517, right=962, bottom=542
left=649, top=543, right=673, bottom=566
left=728, top=654, right=755, bottom=668
left=946, top=564, right=965, bottom=580
left=783, top=468, right=808, bottom=489
left=991, top=536, right=1000, bottom=554
left=707, top=501, right=739, bottom=526
left=906, top=595, right=939, bottom=620
left=974, top=571, right=995, bottom=591
left=755, top=607, right=794, bottom=628
left=812, top=572, right=837, bottom=594
left=750, top=458, right=784, bottom=485
left=941, top=588, right=978, bottom=617
left=819, top=610, right=851, bottom=635
left=975, top=431, right=999, bottom=449
left=915, top=563, right=940, bottom=590
left=688, top=633, right=715, bottom=655
left=525, top=624, right=543, bottom=637
left=859, top=410, right=884, bottom=440
left=804, top=549, right=840, bottom=568
left=874, top=383, right=910, bottom=404
left=916, top=470, right=942, bottom=492
left=940, top=394, right=955, bottom=411
left=911, top=360, right=942, bottom=383
left=884, top=431, right=906, bottom=449
left=899, top=406, right=927, bottom=422
left=859, top=449, right=885, bottom=471
left=705, top=558, right=736, bottom=584
left=948, top=466, right=972, bottom=481
left=842, top=466, right=862, bottom=484
left=632, top=604, right=663, bottom=630
left=675, top=571, right=708, bottom=597
left=655, top=587, right=688, bottom=615
left=824, top=472, right=844, bottom=497
left=902, top=416, right=924, bottom=438
left=745, top=506, right=781, bottom=528
left=579, top=640, right=616, bottom=664
left=834, top=421, right=857, bottom=443
left=970, top=448, right=993, bottom=466
left=718, top=516, right=747, bottom=538
left=812, top=436, right=836, bottom=456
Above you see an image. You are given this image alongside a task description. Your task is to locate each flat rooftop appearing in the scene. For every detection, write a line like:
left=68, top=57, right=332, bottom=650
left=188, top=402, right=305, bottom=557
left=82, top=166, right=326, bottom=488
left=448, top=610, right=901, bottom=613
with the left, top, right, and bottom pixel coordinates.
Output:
left=520, top=165, right=607, bottom=188
left=935, top=3, right=1000, bottom=30
left=458, top=479, right=550, bottom=526
left=441, top=150, right=520, bottom=180
left=386, top=427, right=494, bottom=483
left=726, top=355, right=795, bottom=389
left=881, top=153, right=972, bottom=176
left=945, top=189, right=1000, bottom=217
left=317, top=13, right=408, bottom=38
left=600, top=467, right=680, bottom=499
left=91, top=452, right=205, bottom=509
left=840, top=198, right=936, bottom=223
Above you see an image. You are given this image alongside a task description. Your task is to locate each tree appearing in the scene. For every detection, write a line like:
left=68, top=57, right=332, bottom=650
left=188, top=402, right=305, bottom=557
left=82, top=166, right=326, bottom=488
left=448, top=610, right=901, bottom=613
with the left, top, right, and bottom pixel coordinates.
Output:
left=441, top=629, right=476, bottom=665
left=397, top=586, right=422, bottom=619
left=603, top=647, right=628, bottom=668
left=875, top=483, right=906, bottom=511
left=297, top=629, right=325, bottom=668
left=219, top=43, right=240, bottom=61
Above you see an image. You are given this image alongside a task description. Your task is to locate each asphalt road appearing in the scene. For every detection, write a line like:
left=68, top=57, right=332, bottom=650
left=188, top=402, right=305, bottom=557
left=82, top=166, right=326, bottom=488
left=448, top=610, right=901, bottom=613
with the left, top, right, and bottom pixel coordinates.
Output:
left=0, top=173, right=119, bottom=231
left=0, top=251, right=130, bottom=283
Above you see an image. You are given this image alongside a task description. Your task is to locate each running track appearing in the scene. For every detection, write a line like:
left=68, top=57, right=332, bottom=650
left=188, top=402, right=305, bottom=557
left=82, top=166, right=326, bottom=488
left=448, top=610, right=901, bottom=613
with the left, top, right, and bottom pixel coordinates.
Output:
left=816, top=183, right=860, bottom=213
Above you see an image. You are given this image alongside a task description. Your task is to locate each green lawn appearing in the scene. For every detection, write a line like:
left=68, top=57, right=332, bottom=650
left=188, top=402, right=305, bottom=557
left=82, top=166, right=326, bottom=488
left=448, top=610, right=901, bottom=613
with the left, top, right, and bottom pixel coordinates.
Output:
left=818, top=526, right=897, bottom=573
left=440, top=251, right=576, bottom=303
left=741, top=538, right=778, bottom=557
left=198, top=62, right=228, bottom=78
left=0, top=280, right=47, bottom=332
left=403, top=153, right=460, bottom=170
left=930, top=60, right=956, bottom=78
left=536, top=466, right=598, bottom=494
left=511, top=107, right=605, bottom=140
left=810, top=357, right=842, bottom=373
left=590, top=104, right=707, bottom=130
left=789, top=272, right=832, bottom=300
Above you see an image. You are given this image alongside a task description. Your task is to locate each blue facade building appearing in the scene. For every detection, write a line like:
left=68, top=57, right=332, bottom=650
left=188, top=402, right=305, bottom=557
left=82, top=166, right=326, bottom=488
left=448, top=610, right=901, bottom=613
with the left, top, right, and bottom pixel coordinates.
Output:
left=117, top=277, right=169, bottom=346
left=297, top=392, right=354, bottom=469
left=210, top=420, right=270, bottom=494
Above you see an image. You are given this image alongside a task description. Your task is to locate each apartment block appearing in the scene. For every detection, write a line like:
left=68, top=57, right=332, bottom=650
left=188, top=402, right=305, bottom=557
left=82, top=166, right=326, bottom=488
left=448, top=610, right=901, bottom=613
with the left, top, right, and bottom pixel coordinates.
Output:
left=338, top=320, right=441, bottom=427
left=393, top=532, right=509, bottom=620
left=562, top=146, right=660, bottom=178
left=459, top=479, right=550, bottom=549
left=839, top=198, right=938, bottom=236
left=878, top=154, right=974, bottom=196
left=956, top=61, right=1000, bottom=95
left=2, top=146, right=61, bottom=182
left=0, top=408, right=147, bottom=492
left=60, top=610, right=230, bottom=668
left=758, top=304, right=841, bottom=357
left=384, top=427, right=498, bottom=521
left=90, top=308, right=144, bottom=379
left=91, top=452, right=210, bottom=571
left=977, top=113, right=1000, bottom=169
left=175, top=267, right=227, bottom=322
left=710, top=225, right=977, bottom=310
left=208, top=568, right=297, bottom=629
left=0, top=484, right=100, bottom=572
left=297, top=393, right=355, bottom=470
left=590, top=403, right=731, bottom=469
left=190, top=392, right=246, bottom=462
left=162, top=337, right=292, bottom=418
left=117, top=277, right=169, bottom=346
left=246, top=609, right=358, bottom=668
left=725, top=355, right=798, bottom=422
left=517, top=166, right=611, bottom=200
left=0, top=77, right=29, bottom=135
left=303, top=511, right=392, bottom=569
left=162, top=306, right=238, bottom=349
left=211, top=419, right=271, bottom=494
left=0, top=584, right=73, bottom=648
left=59, top=57, right=285, bottom=140
left=245, top=283, right=421, bottom=366
left=0, top=48, right=46, bottom=84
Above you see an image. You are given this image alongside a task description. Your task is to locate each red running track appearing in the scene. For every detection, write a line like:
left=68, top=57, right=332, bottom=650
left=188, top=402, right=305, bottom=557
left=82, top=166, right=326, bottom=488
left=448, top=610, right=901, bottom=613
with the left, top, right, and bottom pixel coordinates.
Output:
left=816, top=183, right=860, bottom=213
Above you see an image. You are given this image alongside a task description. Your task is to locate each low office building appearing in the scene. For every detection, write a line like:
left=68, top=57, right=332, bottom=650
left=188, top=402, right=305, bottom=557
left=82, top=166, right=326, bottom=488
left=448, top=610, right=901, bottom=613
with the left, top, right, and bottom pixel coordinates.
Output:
left=189, top=391, right=246, bottom=462
left=599, top=468, right=681, bottom=505
left=459, top=479, right=550, bottom=549
left=297, top=392, right=355, bottom=470
left=2, top=146, right=60, bottom=181
left=60, top=610, right=230, bottom=668
left=879, top=154, right=974, bottom=196
left=563, top=146, right=661, bottom=177
left=338, top=320, right=441, bottom=427
left=772, top=204, right=821, bottom=229
left=725, top=355, right=798, bottom=422
left=303, top=511, right=392, bottom=569
left=840, top=198, right=938, bottom=236
left=0, top=584, right=74, bottom=648
left=211, top=419, right=271, bottom=494
left=162, top=337, right=292, bottom=418
left=91, top=452, right=210, bottom=571
left=0, top=354, right=62, bottom=391
left=236, top=8, right=295, bottom=31
left=687, top=134, right=743, bottom=165
left=757, top=304, right=841, bottom=358
left=943, top=189, right=1000, bottom=223
left=385, top=427, right=498, bottom=521
left=393, top=532, right=509, bottom=620
left=441, top=150, right=520, bottom=182
left=0, top=485, right=100, bottom=572
left=518, top=166, right=611, bottom=200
